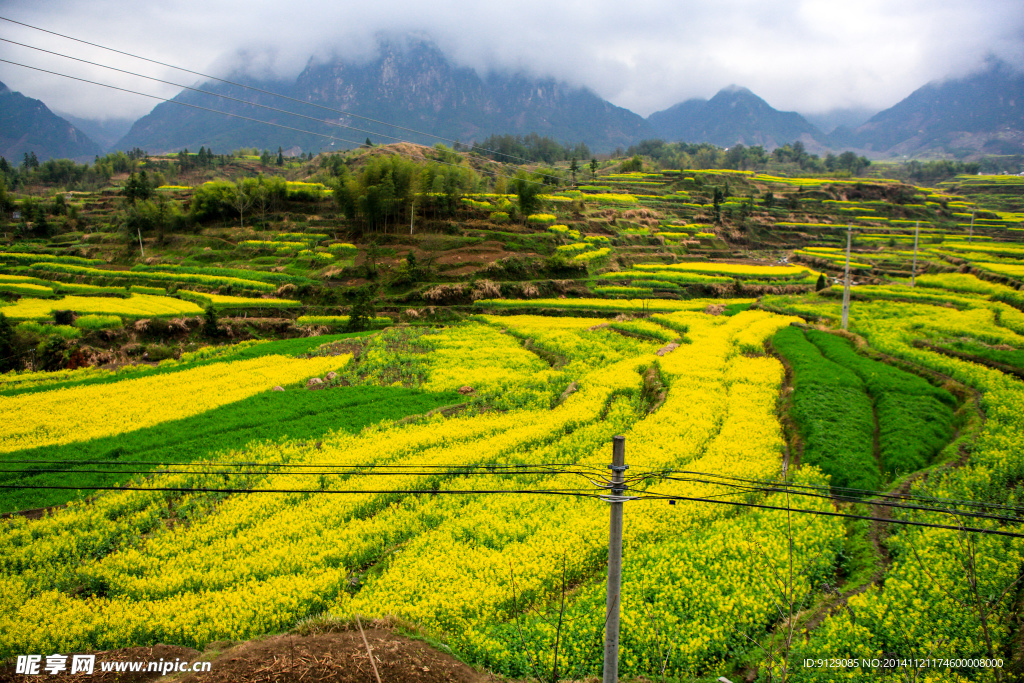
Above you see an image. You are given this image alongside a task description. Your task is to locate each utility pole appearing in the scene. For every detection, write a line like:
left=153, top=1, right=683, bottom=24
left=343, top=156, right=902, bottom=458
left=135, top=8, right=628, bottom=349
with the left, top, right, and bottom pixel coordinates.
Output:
left=841, top=225, right=852, bottom=331
left=410, top=198, right=415, bottom=235
left=911, top=220, right=920, bottom=288
left=603, top=435, right=627, bottom=683
left=968, top=209, right=975, bottom=244
left=137, top=226, right=145, bottom=258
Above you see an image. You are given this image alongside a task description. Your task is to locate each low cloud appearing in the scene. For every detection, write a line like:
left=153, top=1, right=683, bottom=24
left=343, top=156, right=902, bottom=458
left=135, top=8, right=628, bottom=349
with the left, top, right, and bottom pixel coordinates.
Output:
left=1, top=0, right=1022, bottom=122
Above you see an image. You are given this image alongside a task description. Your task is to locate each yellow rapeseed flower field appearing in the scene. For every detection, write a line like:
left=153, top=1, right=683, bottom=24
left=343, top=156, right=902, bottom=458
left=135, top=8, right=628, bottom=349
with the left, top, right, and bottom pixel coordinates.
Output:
left=0, top=354, right=350, bottom=453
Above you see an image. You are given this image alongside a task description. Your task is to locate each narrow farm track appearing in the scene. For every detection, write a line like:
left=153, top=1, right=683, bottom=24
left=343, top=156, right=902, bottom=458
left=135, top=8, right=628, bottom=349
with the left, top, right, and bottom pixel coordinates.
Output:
left=764, top=339, right=799, bottom=476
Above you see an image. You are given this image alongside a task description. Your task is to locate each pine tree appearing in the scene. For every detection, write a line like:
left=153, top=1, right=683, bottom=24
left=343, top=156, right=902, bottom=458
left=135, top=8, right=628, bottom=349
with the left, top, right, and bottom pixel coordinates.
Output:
left=277, top=147, right=284, bottom=166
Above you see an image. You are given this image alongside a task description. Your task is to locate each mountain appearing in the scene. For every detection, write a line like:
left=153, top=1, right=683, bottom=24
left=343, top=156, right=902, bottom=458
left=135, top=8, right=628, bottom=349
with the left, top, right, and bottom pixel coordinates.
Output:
left=646, top=86, right=825, bottom=150
left=0, top=81, right=104, bottom=163
left=802, top=107, right=877, bottom=135
left=115, top=37, right=653, bottom=154
left=58, top=114, right=136, bottom=153
left=829, top=60, right=1024, bottom=156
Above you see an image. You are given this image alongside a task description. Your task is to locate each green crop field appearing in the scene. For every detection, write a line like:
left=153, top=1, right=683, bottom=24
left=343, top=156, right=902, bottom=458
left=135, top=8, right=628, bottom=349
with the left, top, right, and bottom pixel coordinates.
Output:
left=3, top=146, right=1024, bottom=681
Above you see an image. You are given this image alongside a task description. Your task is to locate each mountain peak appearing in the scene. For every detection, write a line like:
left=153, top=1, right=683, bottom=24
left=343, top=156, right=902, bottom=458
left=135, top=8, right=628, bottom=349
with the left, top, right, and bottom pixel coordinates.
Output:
left=0, top=84, right=103, bottom=161
left=648, top=86, right=822, bottom=149
left=116, top=40, right=652, bottom=153
left=719, top=84, right=755, bottom=96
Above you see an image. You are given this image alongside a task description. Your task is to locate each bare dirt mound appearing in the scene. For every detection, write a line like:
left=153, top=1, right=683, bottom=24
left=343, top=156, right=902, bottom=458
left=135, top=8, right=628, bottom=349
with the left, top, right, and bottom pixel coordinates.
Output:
left=0, top=645, right=201, bottom=683
left=179, top=630, right=483, bottom=683
left=1, top=630, right=484, bottom=683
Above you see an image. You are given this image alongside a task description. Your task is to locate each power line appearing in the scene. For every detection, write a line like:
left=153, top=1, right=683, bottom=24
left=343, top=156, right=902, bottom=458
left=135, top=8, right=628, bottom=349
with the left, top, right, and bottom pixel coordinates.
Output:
left=5, top=479, right=1022, bottom=539
left=0, top=466, right=603, bottom=478
left=0, top=459, right=607, bottom=472
left=0, top=57, right=554, bottom=189
left=632, top=491, right=1024, bottom=539
left=0, top=36, right=562, bottom=186
left=0, top=15, right=567, bottom=170
left=0, top=58, right=362, bottom=148
left=642, top=474, right=1024, bottom=527
left=5, top=457, right=1018, bottom=526
left=0, top=483, right=610, bottom=499
left=631, top=468, right=1024, bottom=515
left=0, top=37, right=435, bottom=151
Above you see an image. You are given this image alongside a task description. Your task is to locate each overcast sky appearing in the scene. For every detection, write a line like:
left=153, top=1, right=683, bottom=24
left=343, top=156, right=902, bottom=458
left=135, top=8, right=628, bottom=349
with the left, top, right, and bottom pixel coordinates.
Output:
left=1, top=0, right=1022, bottom=122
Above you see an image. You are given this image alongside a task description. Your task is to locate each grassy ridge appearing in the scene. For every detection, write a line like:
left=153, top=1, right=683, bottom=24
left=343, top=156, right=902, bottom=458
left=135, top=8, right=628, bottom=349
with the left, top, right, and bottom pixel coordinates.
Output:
left=0, top=333, right=373, bottom=397
left=0, top=384, right=461, bottom=513
left=805, top=330, right=956, bottom=476
left=931, top=337, right=1024, bottom=373
left=130, top=263, right=317, bottom=287
left=771, top=325, right=880, bottom=492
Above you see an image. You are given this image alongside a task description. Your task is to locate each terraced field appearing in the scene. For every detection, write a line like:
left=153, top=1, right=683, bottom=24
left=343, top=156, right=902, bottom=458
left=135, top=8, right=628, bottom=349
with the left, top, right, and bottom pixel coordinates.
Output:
left=4, top=161, right=1024, bottom=681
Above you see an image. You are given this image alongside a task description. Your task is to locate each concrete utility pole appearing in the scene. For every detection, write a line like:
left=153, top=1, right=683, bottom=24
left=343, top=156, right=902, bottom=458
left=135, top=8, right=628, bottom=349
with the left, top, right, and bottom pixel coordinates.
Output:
left=841, top=225, right=852, bottom=331
left=603, top=436, right=627, bottom=683
left=969, top=209, right=975, bottom=244
left=911, top=220, right=920, bottom=287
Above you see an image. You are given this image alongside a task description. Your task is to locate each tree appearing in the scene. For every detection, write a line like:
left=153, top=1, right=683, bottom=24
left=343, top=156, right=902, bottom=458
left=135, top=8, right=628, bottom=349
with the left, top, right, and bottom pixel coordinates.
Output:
left=122, top=171, right=153, bottom=204
left=276, top=147, right=284, bottom=166
left=569, top=157, right=579, bottom=186
left=836, top=151, right=870, bottom=176
left=764, top=190, right=775, bottom=209
left=249, top=176, right=270, bottom=227
left=815, top=273, right=827, bottom=291
left=203, top=305, right=219, bottom=338
left=345, top=285, right=378, bottom=332
left=123, top=195, right=184, bottom=245
left=229, top=180, right=254, bottom=228
left=190, top=180, right=236, bottom=222
left=0, top=312, right=17, bottom=373
left=589, top=158, right=598, bottom=180
left=512, top=171, right=543, bottom=220
left=712, top=187, right=725, bottom=223
left=620, top=155, right=643, bottom=173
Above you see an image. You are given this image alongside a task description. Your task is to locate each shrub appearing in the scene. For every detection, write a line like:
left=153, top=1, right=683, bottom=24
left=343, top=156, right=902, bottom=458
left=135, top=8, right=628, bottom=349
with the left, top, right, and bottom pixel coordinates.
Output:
left=572, top=247, right=611, bottom=263
left=17, top=321, right=81, bottom=339
left=144, top=344, right=175, bottom=361
left=327, top=243, right=358, bottom=256
left=74, top=315, right=124, bottom=331
left=203, top=305, right=219, bottom=338
left=53, top=310, right=74, bottom=326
